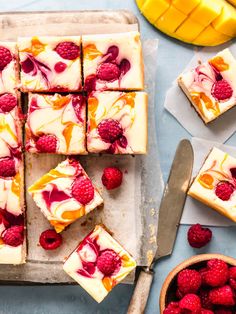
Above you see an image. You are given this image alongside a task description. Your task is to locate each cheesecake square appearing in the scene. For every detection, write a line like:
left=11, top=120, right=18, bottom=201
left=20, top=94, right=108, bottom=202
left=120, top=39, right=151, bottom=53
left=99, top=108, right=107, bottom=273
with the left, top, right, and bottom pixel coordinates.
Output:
left=0, top=92, right=25, bottom=264
left=18, top=36, right=82, bottom=92
left=87, top=91, right=148, bottom=154
left=178, top=48, right=236, bottom=123
left=28, top=158, right=103, bottom=233
left=188, top=147, right=236, bottom=222
left=82, top=31, right=144, bottom=91
left=0, top=42, right=18, bottom=93
left=63, top=225, right=136, bottom=303
left=25, top=93, right=87, bottom=155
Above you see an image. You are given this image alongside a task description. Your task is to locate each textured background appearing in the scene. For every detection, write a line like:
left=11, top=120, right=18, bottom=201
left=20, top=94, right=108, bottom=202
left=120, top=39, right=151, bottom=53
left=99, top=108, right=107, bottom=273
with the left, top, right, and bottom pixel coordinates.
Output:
left=1, top=1, right=236, bottom=313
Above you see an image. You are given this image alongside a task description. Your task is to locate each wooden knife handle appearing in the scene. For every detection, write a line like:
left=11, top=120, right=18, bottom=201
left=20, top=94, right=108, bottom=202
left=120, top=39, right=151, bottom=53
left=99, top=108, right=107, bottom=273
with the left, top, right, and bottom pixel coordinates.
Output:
left=127, top=268, right=154, bottom=314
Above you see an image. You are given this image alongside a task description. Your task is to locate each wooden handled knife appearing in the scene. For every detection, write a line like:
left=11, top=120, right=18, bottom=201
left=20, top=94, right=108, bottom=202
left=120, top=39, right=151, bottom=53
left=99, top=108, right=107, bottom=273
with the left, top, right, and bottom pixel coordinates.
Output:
left=127, top=139, right=193, bottom=314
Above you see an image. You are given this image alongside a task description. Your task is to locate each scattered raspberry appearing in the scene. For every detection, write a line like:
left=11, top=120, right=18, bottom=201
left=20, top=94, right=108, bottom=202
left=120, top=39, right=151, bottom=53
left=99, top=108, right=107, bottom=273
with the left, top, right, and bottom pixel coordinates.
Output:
left=177, top=269, right=202, bottom=295
left=0, top=46, right=12, bottom=71
left=199, top=289, right=213, bottom=310
left=187, top=224, right=212, bottom=248
left=84, top=74, right=96, bottom=92
left=0, top=157, right=16, bottom=177
left=211, top=79, right=233, bottom=101
left=209, top=285, right=235, bottom=306
left=215, top=181, right=235, bottom=201
left=102, top=167, right=123, bottom=190
left=97, top=249, right=121, bottom=276
left=71, top=177, right=94, bottom=205
left=39, top=229, right=62, bottom=250
left=0, top=93, right=17, bottom=112
left=163, top=302, right=181, bottom=314
left=54, top=61, right=67, bottom=73
left=202, top=259, right=229, bottom=287
left=104, top=45, right=119, bottom=62
left=229, top=267, right=236, bottom=290
left=98, top=119, right=123, bottom=144
left=97, top=62, right=120, bottom=81
left=201, top=310, right=214, bottom=314
left=179, top=294, right=201, bottom=313
left=55, top=42, right=80, bottom=60
left=2, top=225, right=24, bottom=247
left=35, top=134, right=57, bottom=153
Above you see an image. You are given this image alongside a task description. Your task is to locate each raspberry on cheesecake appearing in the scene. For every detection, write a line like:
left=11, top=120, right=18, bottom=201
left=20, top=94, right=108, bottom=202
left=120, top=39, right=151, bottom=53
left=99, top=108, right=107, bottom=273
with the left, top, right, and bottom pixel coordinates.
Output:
left=178, top=48, right=236, bottom=123
left=63, top=225, right=136, bottom=303
left=87, top=91, right=148, bottom=154
left=18, top=36, right=82, bottom=92
left=188, top=147, right=236, bottom=222
left=82, top=31, right=144, bottom=91
left=25, top=93, right=87, bottom=155
left=28, top=158, right=103, bottom=233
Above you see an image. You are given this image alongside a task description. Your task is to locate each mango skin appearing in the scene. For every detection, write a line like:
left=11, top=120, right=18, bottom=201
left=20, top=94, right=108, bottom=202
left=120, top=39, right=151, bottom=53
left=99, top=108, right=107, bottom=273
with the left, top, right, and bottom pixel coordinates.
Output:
left=136, top=0, right=236, bottom=46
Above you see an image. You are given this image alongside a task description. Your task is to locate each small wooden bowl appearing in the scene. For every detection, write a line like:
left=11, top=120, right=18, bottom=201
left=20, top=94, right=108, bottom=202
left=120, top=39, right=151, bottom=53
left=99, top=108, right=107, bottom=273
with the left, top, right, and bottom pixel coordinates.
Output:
left=159, top=253, right=236, bottom=313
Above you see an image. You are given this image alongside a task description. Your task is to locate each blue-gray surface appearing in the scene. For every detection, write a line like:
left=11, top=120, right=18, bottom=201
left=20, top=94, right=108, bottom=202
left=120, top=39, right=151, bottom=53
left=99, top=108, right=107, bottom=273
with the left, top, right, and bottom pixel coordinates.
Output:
left=1, top=1, right=236, bottom=314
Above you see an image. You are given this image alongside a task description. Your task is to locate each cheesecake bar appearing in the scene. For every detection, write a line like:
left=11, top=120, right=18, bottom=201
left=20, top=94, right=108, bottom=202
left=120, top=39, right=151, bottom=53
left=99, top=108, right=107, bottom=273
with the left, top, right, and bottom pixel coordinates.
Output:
left=0, top=92, right=25, bottom=264
left=28, top=158, right=103, bottom=233
left=178, top=48, right=236, bottom=123
left=82, top=31, right=144, bottom=91
left=87, top=91, right=148, bottom=154
left=63, top=225, right=136, bottom=303
left=0, top=42, right=18, bottom=93
left=25, top=93, right=87, bottom=155
left=18, top=36, right=82, bottom=92
left=188, top=147, right=236, bottom=222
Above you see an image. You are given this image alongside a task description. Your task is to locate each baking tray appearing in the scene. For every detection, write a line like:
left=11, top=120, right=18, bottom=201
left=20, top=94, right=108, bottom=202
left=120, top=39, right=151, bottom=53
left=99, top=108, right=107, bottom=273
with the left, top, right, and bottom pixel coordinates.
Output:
left=0, top=10, right=163, bottom=285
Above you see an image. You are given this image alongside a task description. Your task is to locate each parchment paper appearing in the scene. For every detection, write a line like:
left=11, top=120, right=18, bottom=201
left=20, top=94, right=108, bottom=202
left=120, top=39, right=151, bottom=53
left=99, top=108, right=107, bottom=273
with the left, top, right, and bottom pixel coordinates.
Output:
left=0, top=11, right=163, bottom=284
left=164, top=42, right=236, bottom=143
left=181, top=137, right=236, bottom=226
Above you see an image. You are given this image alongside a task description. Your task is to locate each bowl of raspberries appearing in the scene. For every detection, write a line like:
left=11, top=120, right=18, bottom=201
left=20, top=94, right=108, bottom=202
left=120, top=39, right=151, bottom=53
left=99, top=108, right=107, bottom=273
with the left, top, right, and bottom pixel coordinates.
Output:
left=160, top=254, right=236, bottom=313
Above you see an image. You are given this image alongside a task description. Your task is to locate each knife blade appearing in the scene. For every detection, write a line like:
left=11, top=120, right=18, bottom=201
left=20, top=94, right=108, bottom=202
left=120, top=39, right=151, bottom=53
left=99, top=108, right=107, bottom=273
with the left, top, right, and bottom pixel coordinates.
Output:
left=127, top=139, right=193, bottom=314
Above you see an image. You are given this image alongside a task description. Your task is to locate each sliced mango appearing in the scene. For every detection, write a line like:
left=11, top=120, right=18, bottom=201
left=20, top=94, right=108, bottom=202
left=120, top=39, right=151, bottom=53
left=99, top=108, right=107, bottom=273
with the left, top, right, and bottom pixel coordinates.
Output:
left=193, top=25, right=231, bottom=46
left=172, top=0, right=201, bottom=15
left=190, top=0, right=222, bottom=26
left=212, top=1, right=236, bottom=37
left=227, top=0, right=236, bottom=6
left=136, top=0, right=236, bottom=46
left=141, top=0, right=170, bottom=24
left=155, top=5, right=187, bottom=33
left=175, top=18, right=204, bottom=42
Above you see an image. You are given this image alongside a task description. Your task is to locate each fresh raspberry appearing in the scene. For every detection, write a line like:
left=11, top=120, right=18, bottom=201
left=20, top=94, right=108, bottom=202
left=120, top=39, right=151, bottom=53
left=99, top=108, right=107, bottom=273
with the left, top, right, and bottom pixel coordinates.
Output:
left=71, top=177, right=94, bottom=205
left=177, top=269, right=202, bottom=295
left=187, top=224, right=212, bottom=248
left=97, top=249, right=121, bottom=276
left=0, top=46, right=12, bottom=71
left=55, top=42, right=80, bottom=60
left=35, top=134, right=57, bottom=153
left=179, top=294, right=201, bottom=313
left=201, top=310, right=214, bottom=314
left=163, top=302, right=181, bottom=314
left=0, top=209, right=24, bottom=228
left=211, top=79, right=233, bottom=101
left=202, top=259, right=229, bottom=287
left=0, top=157, right=16, bottom=177
left=54, top=61, right=67, bottom=73
left=215, top=181, right=235, bottom=201
left=98, top=119, right=123, bottom=143
left=0, top=93, right=17, bottom=112
left=215, top=308, right=233, bottom=314
left=102, top=167, right=123, bottom=190
left=39, top=229, right=62, bottom=250
left=97, top=62, right=120, bottom=81
left=209, top=285, right=235, bottom=306
left=229, top=267, right=236, bottom=290
left=2, top=225, right=24, bottom=247
left=199, top=289, right=213, bottom=310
